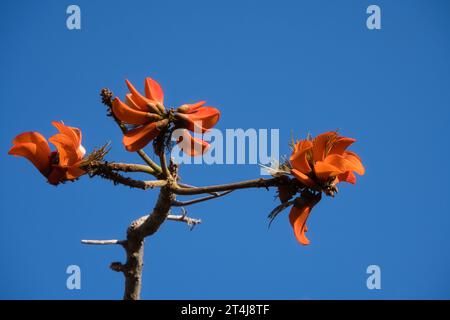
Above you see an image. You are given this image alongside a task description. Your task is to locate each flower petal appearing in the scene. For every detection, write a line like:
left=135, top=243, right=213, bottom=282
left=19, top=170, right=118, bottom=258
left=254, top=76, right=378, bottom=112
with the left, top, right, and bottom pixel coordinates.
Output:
left=8, top=132, right=51, bottom=174
left=344, top=151, right=365, bottom=175
left=289, top=204, right=312, bottom=245
left=177, top=101, right=206, bottom=113
left=291, top=168, right=317, bottom=189
left=312, top=131, right=337, bottom=162
left=145, top=77, right=164, bottom=104
left=329, top=137, right=356, bottom=155
left=338, top=171, right=357, bottom=184
left=290, top=140, right=313, bottom=174
left=65, top=166, right=85, bottom=180
left=126, top=79, right=158, bottom=111
left=181, top=107, right=220, bottom=133
left=51, top=121, right=82, bottom=146
left=176, top=129, right=210, bottom=156
left=314, top=160, right=343, bottom=182
left=112, top=97, right=154, bottom=125
left=51, top=121, right=86, bottom=160
left=48, top=133, right=80, bottom=166
left=123, top=122, right=161, bottom=152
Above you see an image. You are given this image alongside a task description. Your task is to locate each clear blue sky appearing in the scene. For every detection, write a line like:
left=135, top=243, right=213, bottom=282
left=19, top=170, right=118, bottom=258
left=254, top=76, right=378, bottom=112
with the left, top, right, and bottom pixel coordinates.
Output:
left=1, top=0, right=449, bottom=299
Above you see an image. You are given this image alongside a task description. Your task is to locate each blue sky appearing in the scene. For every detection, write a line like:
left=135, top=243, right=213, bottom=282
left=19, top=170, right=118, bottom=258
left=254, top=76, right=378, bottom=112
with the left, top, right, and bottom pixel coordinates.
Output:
left=1, top=0, right=450, bottom=299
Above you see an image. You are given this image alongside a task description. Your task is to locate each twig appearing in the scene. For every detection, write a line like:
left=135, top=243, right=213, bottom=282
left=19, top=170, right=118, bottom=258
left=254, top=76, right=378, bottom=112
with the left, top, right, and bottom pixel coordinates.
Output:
left=159, top=151, right=171, bottom=178
left=177, top=182, right=220, bottom=196
left=100, top=162, right=155, bottom=175
left=81, top=239, right=126, bottom=245
left=173, top=176, right=293, bottom=195
left=136, top=150, right=162, bottom=177
left=171, top=190, right=233, bottom=206
left=167, top=214, right=202, bottom=229
left=84, top=161, right=167, bottom=190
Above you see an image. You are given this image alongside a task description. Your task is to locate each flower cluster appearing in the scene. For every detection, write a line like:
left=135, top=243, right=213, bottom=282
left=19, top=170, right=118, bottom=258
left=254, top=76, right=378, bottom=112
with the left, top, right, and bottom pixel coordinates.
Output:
left=112, top=77, right=220, bottom=155
left=284, top=131, right=365, bottom=245
left=8, top=121, right=86, bottom=185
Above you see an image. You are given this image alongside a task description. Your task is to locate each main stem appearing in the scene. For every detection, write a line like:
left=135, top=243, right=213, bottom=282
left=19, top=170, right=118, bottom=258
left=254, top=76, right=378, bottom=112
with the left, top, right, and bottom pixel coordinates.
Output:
left=114, top=186, right=175, bottom=300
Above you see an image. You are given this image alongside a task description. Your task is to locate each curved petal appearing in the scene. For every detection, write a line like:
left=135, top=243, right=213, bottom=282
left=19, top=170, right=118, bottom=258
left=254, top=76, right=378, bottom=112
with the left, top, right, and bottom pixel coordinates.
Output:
left=145, top=77, right=164, bottom=104
left=291, top=168, right=317, bottom=189
left=112, top=97, right=153, bottom=125
left=123, top=122, right=161, bottom=152
left=8, top=132, right=51, bottom=174
left=323, top=154, right=354, bottom=172
left=325, top=153, right=365, bottom=176
left=314, top=160, right=343, bottom=182
left=177, top=101, right=206, bottom=113
left=312, top=131, right=337, bottom=162
left=338, top=171, right=356, bottom=184
left=289, top=204, right=312, bottom=245
left=51, top=121, right=85, bottom=159
left=125, top=94, right=146, bottom=111
left=329, top=137, right=355, bottom=155
left=343, top=151, right=365, bottom=175
left=126, top=79, right=158, bottom=111
left=290, top=140, right=313, bottom=174
left=176, top=129, right=210, bottom=156
left=182, top=107, right=220, bottom=133
left=51, top=121, right=81, bottom=146
left=126, top=93, right=160, bottom=114
left=48, top=133, right=80, bottom=166
left=65, top=166, right=85, bottom=180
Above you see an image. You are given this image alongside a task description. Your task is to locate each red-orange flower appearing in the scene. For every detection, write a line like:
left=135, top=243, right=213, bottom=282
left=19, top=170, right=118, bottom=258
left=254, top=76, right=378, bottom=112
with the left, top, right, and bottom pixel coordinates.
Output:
left=285, top=131, right=365, bottom=245
left=8, top=121, right=86, bottom=185
left=290, top=131, right=365, bottom=191
left=112, top=77, right=220, bottom=155
left=174, top=101, right=220, bottom=156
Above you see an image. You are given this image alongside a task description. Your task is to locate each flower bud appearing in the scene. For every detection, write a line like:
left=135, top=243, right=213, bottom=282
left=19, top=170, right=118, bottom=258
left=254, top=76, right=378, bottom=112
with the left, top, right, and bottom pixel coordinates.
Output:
left=176, top=104, right=190, bottom=113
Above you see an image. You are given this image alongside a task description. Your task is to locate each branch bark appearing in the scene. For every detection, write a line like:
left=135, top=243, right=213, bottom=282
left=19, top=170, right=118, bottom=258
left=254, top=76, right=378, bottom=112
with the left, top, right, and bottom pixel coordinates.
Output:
left=84, top=161, right=167, bottom=190
left=111, top=186, right=175, bottom=300
left=173, top=176, right=294, bottom=195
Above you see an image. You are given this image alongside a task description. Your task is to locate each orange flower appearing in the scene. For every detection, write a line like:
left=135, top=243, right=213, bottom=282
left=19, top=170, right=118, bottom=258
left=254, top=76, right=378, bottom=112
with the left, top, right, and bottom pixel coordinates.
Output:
left=284, top=131, right=365, bottom=245
left=8, top=121, right=86, bottom=185
left=175, top=101, right=220, bottom=133
left=172, top=101, right=220, bottom=156
left=112, top=77, right=220, bottom=155
left=290, top=131, right=365, bottom=192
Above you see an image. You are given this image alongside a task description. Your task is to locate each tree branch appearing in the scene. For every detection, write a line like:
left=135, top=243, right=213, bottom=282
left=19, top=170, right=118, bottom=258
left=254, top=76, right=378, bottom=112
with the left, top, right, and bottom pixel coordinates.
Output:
left=173, top=176, right=295, bottom=195
left=84, top=161, right=167, bottom=190
left=99, top=162, right=155, bottom=175
left=167, top=214, right=202, bottom=229
left=115, top=186, right=175, bottom=300
left=171, top=190, right=233, bottom=206
left=81, top=239, right=125, bottom=245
